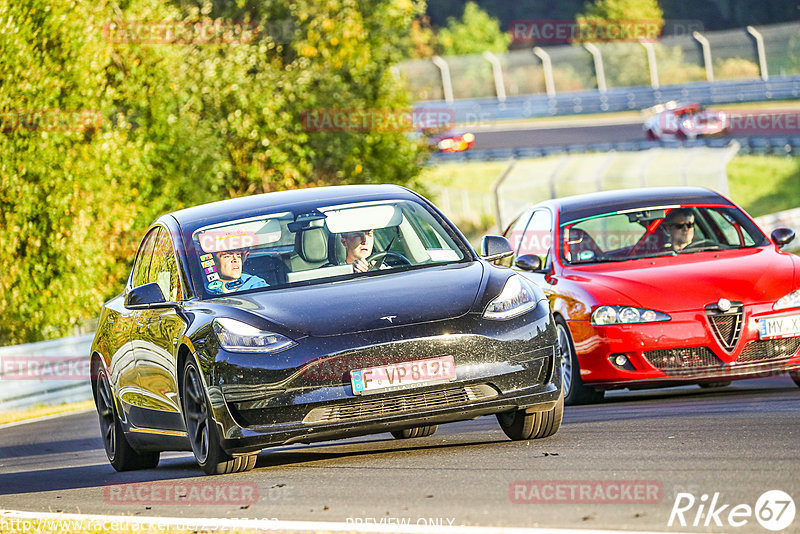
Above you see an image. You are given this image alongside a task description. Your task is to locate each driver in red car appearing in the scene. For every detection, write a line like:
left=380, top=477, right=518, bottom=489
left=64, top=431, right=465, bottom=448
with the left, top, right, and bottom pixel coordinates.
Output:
left=663, top=208, right=695, bottom=251
left=341, top=230, right=375, bottom=272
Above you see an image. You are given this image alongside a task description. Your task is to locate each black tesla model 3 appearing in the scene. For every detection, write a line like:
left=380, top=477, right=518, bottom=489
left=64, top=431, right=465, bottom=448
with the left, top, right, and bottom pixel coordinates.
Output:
left=90, top=184, right=562, bottom=475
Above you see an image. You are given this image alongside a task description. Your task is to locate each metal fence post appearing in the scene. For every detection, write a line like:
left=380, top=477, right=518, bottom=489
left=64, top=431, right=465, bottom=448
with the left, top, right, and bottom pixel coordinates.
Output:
left=693, top=31, right=714, bottom=82
left=641, top=41, right=660, bottom=89
left=532, top=47, right=556, bottom=97
left=583, top=43, right=607, bottom=92
left=483, top=51, right=507, bottom=102
left=491, top=159, right=517, bottom=232
left=746, top=26, right=769, bottom=81
left=432, top=56, right=454, bottom=104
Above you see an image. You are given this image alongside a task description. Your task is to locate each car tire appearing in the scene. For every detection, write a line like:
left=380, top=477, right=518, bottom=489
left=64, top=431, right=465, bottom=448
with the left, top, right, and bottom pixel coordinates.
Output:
left=557, top=317, right=604, bottom=405
left=496, top=388, right=563, bottom=441
left=789, top=370, right=800, bottom=388
left=391, top=425, right=438, bottom=439
left=182, top=360, right=258, bottom=475
left=699, top=381, right=731, bottom=389
left=93, top=361, right=160, bottom=471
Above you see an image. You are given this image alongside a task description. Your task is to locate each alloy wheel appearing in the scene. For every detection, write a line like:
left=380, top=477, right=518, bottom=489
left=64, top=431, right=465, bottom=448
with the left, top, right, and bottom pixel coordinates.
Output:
left=96, top=368, right=116, bottom=459
left=184, top=365, right=210, bottom=464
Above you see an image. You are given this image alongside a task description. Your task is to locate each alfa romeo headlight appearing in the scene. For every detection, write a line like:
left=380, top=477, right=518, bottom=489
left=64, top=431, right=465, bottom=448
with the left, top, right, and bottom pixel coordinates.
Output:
left=774, top=289, right=800, bottom=311
left=591, top=305, right=670, bottom=325
left=212, top=318, right=296, bottom=353
left=483, top=275, right=538, bottom=320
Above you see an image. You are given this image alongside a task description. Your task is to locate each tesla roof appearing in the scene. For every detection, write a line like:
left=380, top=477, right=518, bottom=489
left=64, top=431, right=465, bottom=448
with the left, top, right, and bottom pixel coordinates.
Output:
left=548, top=187, right=733, bottom=224
left=166, top=184, right=420, bottom=231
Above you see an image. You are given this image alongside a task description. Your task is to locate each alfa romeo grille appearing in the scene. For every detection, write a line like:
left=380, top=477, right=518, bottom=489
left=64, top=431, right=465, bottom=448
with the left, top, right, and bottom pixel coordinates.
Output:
left=303, top=383, right=498, bottom=425
left=705, top=302, right=743, bottom=351
left=735, top=338, right=800, bottom=364
left=643, top=347, right=723, bottom=376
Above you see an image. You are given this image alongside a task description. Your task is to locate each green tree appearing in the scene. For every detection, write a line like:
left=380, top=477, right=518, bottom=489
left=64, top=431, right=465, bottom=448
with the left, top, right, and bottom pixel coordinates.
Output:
left=0, top=0, right=428, bottom=344
left=438, top=2, right=510, bottom=56
left=579, top=0, right=664, bottom=21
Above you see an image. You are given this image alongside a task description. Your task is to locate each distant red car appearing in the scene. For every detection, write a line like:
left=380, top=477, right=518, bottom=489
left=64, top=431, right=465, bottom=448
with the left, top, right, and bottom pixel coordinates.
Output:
left=504, top=187, right=800, bottom=404
left=421, top=126, right=474, bottom=152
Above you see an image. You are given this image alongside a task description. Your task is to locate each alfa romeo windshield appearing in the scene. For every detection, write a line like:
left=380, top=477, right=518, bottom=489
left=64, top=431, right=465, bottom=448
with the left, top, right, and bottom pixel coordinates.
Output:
left=561, top=205, right=768, bottom=265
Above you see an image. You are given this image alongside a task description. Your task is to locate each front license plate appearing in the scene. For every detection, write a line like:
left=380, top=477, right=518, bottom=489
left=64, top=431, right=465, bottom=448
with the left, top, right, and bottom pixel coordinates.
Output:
left=350, top=355, right=456, bottom=395
left=758, top=314, right=800, bottom=340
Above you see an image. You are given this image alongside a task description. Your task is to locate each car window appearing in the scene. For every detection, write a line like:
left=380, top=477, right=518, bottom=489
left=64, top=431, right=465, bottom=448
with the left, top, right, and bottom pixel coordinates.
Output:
left=504, top=209, right=533, bottom=255
left=516, top=210, right=552, bottom=263
left=705, top=208, right=756, bottom=247
left=561, top=205, right=767, bottom=264
left=189, top=199, right=470, bottom=296
left=148, top=228, right=183, bottom=302
left=131, top=228, right=160, bottom=289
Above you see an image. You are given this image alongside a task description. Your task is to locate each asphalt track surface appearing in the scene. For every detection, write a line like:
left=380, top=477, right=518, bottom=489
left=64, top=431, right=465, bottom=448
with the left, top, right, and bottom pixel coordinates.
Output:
left=471, top=119, right=645, bottom=150
left=1, top=375, right=798, bottom=533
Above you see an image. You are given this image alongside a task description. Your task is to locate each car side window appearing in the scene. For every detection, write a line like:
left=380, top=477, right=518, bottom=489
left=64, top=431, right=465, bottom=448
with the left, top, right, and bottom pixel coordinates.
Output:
left=517, top=210, right=552, bottom=263
left=148, top=229, right=184, bottom=302
left=131, top=228, right=161, bottom=289
left=504, top=210, right=534, bottom=255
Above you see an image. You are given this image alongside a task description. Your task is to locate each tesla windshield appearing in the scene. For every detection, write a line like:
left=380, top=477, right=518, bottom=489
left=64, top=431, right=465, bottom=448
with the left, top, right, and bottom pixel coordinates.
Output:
left=190, top=198, right=469, bottom=295
left=561, top=205, right=768, bottom=264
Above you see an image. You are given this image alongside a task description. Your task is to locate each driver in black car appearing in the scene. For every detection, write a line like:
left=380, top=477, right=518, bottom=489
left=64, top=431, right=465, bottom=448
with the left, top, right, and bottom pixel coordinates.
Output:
left=341, top=229, right=376, bottom=272
left=663, top=208, right=695, bottom=251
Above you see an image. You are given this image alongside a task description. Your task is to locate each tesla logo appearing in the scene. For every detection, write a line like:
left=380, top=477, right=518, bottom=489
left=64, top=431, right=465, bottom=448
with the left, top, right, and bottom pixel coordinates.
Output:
left=381, top=315, right=397, bottom=323
left=717, top=298, right=731, bottom=312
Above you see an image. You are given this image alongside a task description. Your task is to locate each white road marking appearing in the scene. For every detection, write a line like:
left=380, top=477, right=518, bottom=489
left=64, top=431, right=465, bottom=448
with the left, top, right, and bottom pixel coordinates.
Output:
left=0, top=509, right=699, bottom=534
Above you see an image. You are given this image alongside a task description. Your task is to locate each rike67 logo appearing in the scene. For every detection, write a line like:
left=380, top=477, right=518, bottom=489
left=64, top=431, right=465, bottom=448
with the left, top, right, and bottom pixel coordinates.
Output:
left=669, top=490, right=795, bottom=531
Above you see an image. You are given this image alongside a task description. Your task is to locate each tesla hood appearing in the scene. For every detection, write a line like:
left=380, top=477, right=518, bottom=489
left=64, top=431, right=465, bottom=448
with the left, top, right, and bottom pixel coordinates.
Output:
left=217, top=262, right=485, bottom=336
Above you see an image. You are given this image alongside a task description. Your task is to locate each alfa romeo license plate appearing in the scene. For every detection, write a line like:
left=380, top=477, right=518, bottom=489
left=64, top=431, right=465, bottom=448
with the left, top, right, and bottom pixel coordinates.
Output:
left=350, top=355, right=456, bottom=395
left=758, top=314, right=800, bottom=340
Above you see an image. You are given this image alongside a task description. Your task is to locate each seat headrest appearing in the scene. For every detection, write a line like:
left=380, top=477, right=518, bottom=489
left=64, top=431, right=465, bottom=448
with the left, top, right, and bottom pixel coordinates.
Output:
left=296, top=228, right=329, bottom=263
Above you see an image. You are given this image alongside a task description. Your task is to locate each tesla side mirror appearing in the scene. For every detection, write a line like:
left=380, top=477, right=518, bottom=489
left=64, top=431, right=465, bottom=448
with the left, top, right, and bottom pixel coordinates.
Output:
left=771, top=227, right=795, bottom=249
left=125, top=282, right=168, bottom=309
left=480, top=235, right=514, bottom=262
left=514, top=254, right=542, bottom=272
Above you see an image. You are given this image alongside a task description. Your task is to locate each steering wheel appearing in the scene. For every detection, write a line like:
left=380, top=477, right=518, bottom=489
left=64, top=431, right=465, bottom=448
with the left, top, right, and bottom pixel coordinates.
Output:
left=682, top=239, right=717, bottom=250
left=367, top=251, right=412, bottom=270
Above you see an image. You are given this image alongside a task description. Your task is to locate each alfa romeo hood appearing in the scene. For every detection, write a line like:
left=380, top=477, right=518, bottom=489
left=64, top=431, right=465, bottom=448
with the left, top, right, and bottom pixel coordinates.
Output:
left=574, top=247, right=797, bottom=313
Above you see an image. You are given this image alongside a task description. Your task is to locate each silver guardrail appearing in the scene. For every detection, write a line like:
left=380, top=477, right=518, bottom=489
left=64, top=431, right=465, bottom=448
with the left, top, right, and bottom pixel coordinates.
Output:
left=0, top=208, right=797, bottom=414
left=0, top=333, right=94, bottom=413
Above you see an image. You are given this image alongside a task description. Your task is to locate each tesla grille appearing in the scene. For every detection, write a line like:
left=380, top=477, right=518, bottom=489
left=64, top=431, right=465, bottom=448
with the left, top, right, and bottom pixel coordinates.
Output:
left=735, top=338, right=800, bottom=364
left=706, top=305, right=743, bottom=351
left=303, top=384, right=498, bottom=425
left=643, top=347, right=723, bottom=376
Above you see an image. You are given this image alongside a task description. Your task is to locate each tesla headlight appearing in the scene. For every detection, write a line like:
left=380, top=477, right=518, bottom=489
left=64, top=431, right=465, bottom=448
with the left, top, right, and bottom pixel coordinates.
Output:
left=591, top=305, right=670, bottom=325
left=774, top=289, right=800, bottom=311
left=483, top=275, right=538, bottom=320
left=212, top=318, right=296, bottom=353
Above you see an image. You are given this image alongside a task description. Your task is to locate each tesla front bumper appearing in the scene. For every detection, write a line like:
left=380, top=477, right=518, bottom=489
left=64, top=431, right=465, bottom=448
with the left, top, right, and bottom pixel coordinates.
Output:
left=198, top=306, right=560, bottom=454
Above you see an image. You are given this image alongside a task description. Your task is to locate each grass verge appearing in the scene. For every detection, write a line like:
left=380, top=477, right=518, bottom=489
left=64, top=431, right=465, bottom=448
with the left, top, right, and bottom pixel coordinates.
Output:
left=420, top=155, right=800, bottom=216
left=0, top=400, right=95, bottom=426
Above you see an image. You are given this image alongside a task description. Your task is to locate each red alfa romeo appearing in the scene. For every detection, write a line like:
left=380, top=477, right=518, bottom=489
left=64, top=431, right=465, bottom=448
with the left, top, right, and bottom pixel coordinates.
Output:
left=503, top=187, right=800, bottom=404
